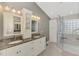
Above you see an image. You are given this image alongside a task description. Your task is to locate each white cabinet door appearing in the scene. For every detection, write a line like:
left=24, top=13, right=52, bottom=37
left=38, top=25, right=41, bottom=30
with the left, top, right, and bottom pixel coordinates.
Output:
left=31, top=37, right=46, bottom=56
left=3, top=12, right=14, bottom=36
left=36, top=37, right=46, bottom=55
left=30, top=39, right=40, bottom=56
left=5, top=42, right=33, bottom=56
left=22, top=8, right=32, bottom=39
left=39, top=37, right=46, bottom=52
left=17, top=42, right=33, bottom=56
left=6, top=46, right=18, bottom=56
left=0, top=49, right=7, bottom=56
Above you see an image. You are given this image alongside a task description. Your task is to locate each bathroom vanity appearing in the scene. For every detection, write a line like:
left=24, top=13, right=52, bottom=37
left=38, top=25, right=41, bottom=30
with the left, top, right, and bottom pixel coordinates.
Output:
left=0, top=8, right=46, bottom=56
left=0, top=36, right=46, bottom=56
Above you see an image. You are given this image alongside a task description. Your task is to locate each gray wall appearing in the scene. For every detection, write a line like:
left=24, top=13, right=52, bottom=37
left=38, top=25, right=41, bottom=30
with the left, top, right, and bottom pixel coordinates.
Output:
left=3, top=2, right=50, bottom=40
left=0, top=13, right=3, bottom=39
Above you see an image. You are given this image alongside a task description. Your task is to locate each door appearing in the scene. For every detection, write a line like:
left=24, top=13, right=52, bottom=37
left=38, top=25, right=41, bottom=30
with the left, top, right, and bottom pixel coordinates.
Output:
left=22, top=8, right=32, bottom=39
left=57, top=16, right=64, bottom=48
left=49, top=20, right=57, bottom=43
left=3, top=12, right=14, bottom=36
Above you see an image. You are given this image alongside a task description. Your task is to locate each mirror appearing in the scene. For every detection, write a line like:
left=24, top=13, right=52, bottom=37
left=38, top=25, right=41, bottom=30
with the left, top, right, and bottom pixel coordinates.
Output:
left=13, top=16, right=21, bottom=33
left=32, top=20, right=38, bottom=33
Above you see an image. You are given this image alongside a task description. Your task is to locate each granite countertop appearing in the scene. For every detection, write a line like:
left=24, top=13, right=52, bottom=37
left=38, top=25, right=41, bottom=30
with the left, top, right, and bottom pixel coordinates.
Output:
left=0, top=35, right=45, bottom=50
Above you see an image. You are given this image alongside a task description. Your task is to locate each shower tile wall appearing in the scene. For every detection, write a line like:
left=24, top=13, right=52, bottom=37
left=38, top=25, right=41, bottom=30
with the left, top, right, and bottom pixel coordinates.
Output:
left=64, top=19, right=79, bottom=35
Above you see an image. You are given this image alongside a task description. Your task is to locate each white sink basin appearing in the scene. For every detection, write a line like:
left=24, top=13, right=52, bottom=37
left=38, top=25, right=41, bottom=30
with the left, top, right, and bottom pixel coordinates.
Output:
left=8, top=40, right=22, bottom=44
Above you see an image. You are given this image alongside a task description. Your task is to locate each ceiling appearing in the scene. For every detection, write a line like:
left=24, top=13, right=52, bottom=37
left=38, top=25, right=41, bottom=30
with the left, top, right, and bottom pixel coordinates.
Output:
left=36, top=2, right=79, bottom=19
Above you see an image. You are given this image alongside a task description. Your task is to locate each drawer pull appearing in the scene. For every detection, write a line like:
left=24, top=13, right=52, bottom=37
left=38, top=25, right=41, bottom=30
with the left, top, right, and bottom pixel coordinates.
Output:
left=32, top=47, right=34, bottom=49
left=19, top=50, right=21, bottom=52
left=16, top=51, right=19, bottom=54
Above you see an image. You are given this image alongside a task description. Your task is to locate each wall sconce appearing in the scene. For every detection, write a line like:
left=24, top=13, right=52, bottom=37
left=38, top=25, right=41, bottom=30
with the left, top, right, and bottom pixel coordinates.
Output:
left=32, top=15, right=40, bottom=21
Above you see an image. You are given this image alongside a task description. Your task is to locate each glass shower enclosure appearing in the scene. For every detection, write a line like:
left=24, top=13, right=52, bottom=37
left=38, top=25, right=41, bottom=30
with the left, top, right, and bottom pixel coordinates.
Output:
left=57, top=16, right=79, bottom=55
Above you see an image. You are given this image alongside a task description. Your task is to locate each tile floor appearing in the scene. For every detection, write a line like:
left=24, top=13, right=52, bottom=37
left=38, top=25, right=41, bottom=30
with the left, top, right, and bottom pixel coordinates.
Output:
left=39, top=42, right=77, bottom=56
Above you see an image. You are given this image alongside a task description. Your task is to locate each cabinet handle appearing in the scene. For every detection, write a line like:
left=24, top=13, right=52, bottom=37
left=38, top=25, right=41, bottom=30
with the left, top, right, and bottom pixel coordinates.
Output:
left=17, top=51, right=19, bottom=54
left=19, top=50, right=21, bottom=53
left=32, top=47, right=34, bottom=49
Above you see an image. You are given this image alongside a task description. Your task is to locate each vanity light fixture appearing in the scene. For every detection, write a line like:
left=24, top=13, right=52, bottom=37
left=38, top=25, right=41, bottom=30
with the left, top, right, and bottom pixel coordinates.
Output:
left=12, top=8, right=16, bottom=13
left=0, top=4, right=22, bottom=16
left=32, top=15, right=40, bottom=21
left=4, top=6, right=10, bottom=11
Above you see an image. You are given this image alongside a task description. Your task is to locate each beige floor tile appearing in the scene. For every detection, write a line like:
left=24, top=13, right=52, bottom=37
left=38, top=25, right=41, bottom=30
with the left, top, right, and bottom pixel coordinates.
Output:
left=39, top=42, right=77, bottom=56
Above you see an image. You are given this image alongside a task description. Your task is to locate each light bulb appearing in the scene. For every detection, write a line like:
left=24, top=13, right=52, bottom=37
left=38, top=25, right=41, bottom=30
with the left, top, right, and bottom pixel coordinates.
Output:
left=34, top=16, right=37, bottom=19
left=5, top=6, right=10, bottom=11
left=17, top=10, right=21, bottom=14
left=12, top=8, right=16, bottom=13
left=36, top=16, right=40, bottom=20
left=36, top=16, right=39, bottom=19
left=38, top=17, right=40, bottom=20
left=32, top=15, right=34, bottom=18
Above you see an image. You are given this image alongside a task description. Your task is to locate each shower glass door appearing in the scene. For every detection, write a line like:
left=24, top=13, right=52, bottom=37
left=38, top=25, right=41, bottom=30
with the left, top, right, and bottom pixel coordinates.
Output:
left=58, top=18, right=79, bottom=55
left=57, top=16, right=64, bottom=49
